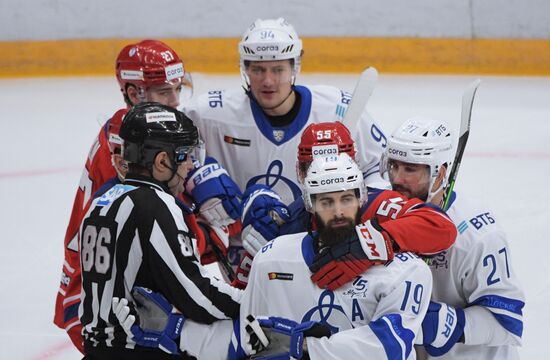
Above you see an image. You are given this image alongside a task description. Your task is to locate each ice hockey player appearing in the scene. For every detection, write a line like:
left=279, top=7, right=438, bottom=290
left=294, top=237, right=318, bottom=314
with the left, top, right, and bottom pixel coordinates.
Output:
left=112, top=154, right=434, bottom=359
left=236, top=121, right=457, bottom=290
left=182, top=17, right=388, bottom=207
left=380, top=116, right=525, bottom=359
left=239, top=121, right=358, bottom=262
left=80, top=103, right=245, bottom=359
left=54, top=39, right=191, bottom=353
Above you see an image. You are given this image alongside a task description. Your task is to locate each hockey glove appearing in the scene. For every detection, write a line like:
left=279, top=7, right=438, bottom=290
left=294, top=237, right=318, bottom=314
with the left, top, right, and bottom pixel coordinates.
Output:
left=309, top=218, right=394, bottom=291
left=249, top=316, right=331, bottom=359
left=185, top=157, right=243, bottom=227
left=111, top=287, right=185, bottom=355
left=419, top=301, right=465, bottom=357
left=241, top=185, right=290, bottom=256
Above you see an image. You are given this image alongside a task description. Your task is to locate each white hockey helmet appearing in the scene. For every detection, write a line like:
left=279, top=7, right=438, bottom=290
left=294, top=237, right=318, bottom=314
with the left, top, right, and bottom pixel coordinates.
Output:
left=303, top=153, right=367, bottom=212
left=380, top=116, right=454, bottom=201
left=239, top=18, right=303, bottom=83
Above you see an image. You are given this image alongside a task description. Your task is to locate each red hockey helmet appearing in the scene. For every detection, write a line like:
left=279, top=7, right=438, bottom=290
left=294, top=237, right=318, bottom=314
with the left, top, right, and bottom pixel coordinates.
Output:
left=296, top=121, right=356, bottom=182
left=115, top=40, right=185, bottom=95
left=107, top=112, right=124, bottom=155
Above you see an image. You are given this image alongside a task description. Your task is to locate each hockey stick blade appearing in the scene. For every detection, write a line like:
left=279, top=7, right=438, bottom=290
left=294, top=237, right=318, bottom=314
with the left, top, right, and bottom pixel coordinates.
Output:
left=443, top=79, right=481, bottom=210
left=342, top=67, right=378, bottom=134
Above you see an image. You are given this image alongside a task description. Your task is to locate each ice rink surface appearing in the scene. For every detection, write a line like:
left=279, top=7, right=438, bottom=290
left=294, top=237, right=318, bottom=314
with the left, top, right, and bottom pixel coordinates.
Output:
left=0, top=73, right=549, bottom=359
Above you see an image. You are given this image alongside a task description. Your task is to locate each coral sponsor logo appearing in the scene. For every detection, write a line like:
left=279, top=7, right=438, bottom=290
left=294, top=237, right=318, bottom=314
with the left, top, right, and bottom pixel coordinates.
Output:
left=312, top=144, right=338, bottom=158
left=320, top=177, right=344, bottom=185
left=165, top=63, right=184, bottom=81
left=257, top=45, right=279, bottom=52
left=388, top=148, right=407, bottom=157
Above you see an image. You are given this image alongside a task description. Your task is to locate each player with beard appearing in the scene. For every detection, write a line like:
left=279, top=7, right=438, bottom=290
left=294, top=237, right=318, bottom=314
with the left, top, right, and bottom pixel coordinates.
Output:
left=382, top=117, right=524, bottom=359
left=236, top=122, right=458, bottom=290
left=110, top=153, right=434, bottom=359
left=235, top=153, right=433, bottom=359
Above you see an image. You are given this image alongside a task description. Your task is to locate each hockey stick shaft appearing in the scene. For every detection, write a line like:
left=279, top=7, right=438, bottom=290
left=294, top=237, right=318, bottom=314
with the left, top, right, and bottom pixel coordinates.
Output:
left=342, top=67, right=379, bottom=134
left=442, top=79, right=481, bottom=210
left=211, top=242, right=236, bottom=282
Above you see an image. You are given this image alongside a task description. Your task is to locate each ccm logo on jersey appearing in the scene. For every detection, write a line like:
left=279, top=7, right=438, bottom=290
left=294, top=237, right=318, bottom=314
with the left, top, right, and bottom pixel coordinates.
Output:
left=312, top=144, right=338, bottom=158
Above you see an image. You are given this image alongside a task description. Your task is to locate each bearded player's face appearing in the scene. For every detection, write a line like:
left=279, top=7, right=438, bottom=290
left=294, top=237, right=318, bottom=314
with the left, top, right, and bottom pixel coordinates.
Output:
left=314, top=190, right=361, bottom=247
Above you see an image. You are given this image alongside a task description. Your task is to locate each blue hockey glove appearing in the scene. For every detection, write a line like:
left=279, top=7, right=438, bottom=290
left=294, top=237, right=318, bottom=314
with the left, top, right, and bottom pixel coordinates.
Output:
left=111, top=287, right=185, bottom=355
left=249, top=316, right=331, bottom=359
left=185, top=157, right=243, bottom=227
left=420, top=301, right=465, bottom=356
left=241, top=185, right=291, bottom=256
left=309, top=218, right=393, bottom=291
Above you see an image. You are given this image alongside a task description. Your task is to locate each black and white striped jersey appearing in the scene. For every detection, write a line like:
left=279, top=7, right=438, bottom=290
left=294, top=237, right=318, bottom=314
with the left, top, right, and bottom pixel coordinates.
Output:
left=78, top=174, right=242, bottom=351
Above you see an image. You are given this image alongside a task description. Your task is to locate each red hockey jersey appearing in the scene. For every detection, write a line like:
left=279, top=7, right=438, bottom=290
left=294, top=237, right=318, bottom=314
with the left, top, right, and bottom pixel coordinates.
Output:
left=53, top=109, right=126, bottom=353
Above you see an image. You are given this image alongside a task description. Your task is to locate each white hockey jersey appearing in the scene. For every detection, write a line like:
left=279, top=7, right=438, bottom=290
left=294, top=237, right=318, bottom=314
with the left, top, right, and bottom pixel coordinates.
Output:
left=240, top=232, right=433, bottom=359
left=418, top=192, right=525, bottom=360
left=183, top=85, right=388, bottom=204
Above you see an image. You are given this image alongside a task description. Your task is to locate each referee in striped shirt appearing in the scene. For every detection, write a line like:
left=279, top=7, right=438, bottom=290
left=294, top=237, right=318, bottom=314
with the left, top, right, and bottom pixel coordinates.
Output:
left=79, top=103, right=243, bottom=359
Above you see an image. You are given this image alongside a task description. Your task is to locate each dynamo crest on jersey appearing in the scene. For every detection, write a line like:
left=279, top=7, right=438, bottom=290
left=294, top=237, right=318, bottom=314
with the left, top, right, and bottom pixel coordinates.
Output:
left=273, top=130, right=285, bottom=142
left=301, top=290, right=354, bottom=333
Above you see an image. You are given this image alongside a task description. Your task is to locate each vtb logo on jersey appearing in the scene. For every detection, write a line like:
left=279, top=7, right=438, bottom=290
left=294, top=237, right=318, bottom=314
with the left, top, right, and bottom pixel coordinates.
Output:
left=272, top=130, right=285, bottom=142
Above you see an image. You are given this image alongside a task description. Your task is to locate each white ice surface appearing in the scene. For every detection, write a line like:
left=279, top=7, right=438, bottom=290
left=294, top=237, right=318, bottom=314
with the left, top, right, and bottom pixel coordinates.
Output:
left=0, top=73, right=548, bottom=359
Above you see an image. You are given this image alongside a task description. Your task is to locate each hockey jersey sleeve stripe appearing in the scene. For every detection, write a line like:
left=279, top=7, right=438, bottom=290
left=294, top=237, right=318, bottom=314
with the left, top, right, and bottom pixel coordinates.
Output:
left=227, top=318, right=247, bottom=360
left=470, top=294, right=524, bottom=315
left=369, top=314, right=414, bottom=360
left=149, top=220, right=239, bottom=320
left=63, top=302, right=80, bottom=324
left=470, top=295, right=525, bottom=337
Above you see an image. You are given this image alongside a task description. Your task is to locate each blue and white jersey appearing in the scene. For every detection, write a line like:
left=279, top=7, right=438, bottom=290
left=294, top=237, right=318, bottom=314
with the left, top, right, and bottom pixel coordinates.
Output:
left=183, top=85, right=387, bottom=205
left=240, top=232, right=433, bottom=359
left=419, top=192, right=525, bottom=359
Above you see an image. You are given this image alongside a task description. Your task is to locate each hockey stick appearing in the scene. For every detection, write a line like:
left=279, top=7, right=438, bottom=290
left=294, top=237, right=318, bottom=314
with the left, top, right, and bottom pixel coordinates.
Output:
left=342, top=67, right=379, bottom=134
left=442, top=79, right=481, bottom=210
left=211, top=239, right=236, bottom=282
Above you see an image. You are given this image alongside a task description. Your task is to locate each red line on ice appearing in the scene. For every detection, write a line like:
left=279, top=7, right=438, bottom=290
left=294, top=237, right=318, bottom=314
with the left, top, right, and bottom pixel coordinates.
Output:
left=0, top=166, right=80, bottom=179
left=29, top=341, right=75, bottom=360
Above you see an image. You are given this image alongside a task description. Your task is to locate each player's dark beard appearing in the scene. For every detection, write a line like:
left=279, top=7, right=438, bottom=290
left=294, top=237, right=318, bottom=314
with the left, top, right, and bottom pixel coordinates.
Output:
left=316, top=212, right=362, bottom=248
